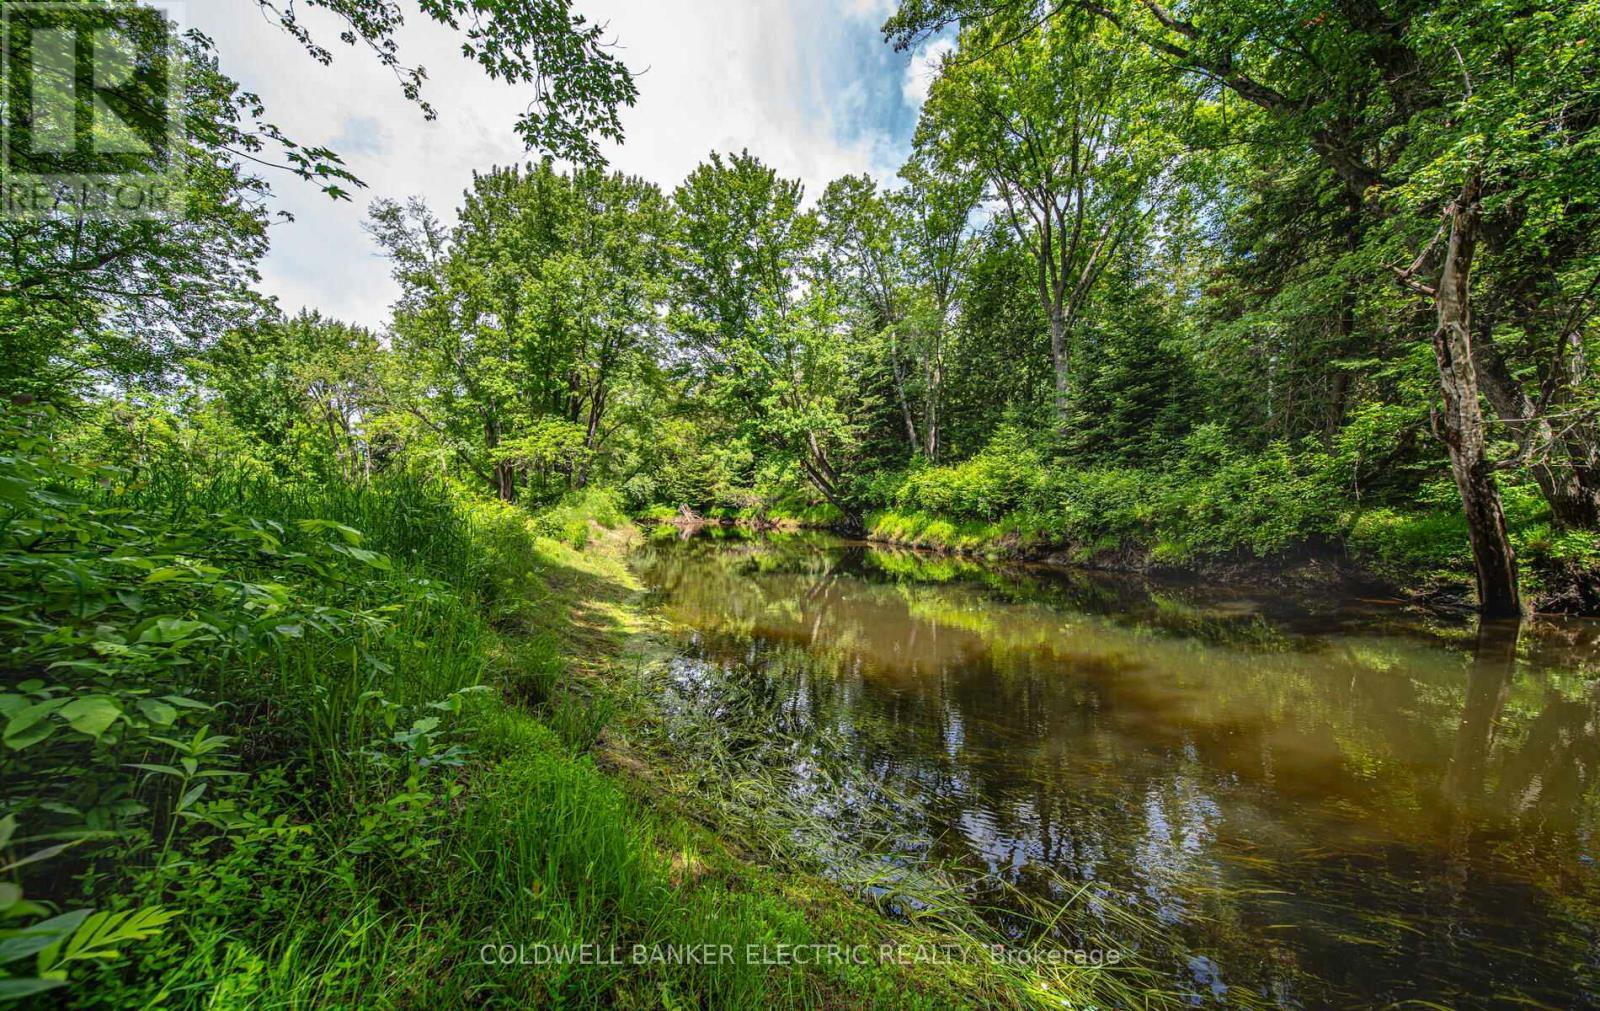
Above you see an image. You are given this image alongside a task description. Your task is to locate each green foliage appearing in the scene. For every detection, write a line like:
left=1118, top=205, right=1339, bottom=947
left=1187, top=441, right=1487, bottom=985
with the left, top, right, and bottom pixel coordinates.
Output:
left=6, top=0, right=1600, bottom=1002
left=894, top=424, right=1045, bottom=521
left=202, top=311, right=384, bottom=483
left=371, top=163, right=671, bottom=503
left=0, top=407, right=489, bottom=1005
left=0, top=21, right=273, bottom=405
left=247, top=0, right=638, bottom=164
left=870, top=419, right=1554, bottom=585
left=1062, top=284, right=1200, bottom=466
left=670, top=151, right=866, bottom=521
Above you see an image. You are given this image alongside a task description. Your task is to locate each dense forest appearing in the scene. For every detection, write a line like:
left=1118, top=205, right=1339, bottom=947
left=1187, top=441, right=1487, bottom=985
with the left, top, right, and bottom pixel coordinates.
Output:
left=3, top=0, right=1599, bottom=1006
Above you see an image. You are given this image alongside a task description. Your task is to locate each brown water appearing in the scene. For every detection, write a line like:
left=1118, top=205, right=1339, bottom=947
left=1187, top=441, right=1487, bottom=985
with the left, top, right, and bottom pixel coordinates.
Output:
left=631, top=530, right=1600, bottom=1009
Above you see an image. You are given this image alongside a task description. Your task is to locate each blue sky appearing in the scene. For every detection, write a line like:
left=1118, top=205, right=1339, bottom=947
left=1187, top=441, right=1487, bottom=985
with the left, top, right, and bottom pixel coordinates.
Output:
left=185, top=0, right=950, bottom=328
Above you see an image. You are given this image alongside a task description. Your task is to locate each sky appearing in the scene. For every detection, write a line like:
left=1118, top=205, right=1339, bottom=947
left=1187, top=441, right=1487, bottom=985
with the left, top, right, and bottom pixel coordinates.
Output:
left=184, top=0, right=950, bottom=330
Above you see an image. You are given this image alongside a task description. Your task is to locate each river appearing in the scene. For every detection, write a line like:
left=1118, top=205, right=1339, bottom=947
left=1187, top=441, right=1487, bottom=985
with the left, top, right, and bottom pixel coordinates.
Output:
left=630, top=529, right=1600, bottom=1008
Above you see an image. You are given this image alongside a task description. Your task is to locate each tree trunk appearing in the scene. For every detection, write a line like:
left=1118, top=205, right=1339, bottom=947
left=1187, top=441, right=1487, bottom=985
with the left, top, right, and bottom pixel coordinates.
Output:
left=889, top=331, right=922, bottom=456
left=1430, top=174, right=1521, bottom=618
left=1475, top=340, right=1600, bottom=530
left=798, top=455, right=862, bottom=535
left=485, top=415, right=515, bottom=503
left=797, top=431, right=863, bottom=535
left=576, top=386, right=607, bottom=489
left=1554, top=326, right=1600, bottom=526
left=1049, top=306, right=1070, bottom=433
left=923, top=340, right=941, bottom=463
left=494, top=461, right=516, bottom=502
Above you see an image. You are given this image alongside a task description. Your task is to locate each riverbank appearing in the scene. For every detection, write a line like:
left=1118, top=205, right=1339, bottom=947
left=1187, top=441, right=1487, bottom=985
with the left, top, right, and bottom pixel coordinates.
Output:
left=658, top=429, right=1597, bottom=615
left=864, top=507, right=1600, bottom=615
left=641, top=500, right=1599, bottom=615
left=0, top=424, right=1174, bottom=1008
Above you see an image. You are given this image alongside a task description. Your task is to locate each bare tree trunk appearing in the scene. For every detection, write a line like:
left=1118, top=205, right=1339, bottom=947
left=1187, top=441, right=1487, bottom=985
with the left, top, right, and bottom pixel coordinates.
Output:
left=1429, top=174, right=1521, bottom=618
left=575, top=386, right=607, bottom=489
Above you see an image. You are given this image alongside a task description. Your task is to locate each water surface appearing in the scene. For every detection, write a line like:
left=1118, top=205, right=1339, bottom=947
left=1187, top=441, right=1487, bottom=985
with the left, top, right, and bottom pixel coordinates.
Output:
left=632, top=531, right=1600, bottom=1008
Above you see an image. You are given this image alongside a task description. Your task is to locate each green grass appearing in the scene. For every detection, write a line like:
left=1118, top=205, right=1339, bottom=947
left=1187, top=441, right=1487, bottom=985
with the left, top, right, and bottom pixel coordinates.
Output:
left=866, top=508, right=1049, bottom=557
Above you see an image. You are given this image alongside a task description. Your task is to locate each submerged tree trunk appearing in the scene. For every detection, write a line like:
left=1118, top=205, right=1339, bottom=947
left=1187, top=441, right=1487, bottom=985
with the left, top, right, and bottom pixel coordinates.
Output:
left=1428, top=175, right=1521, bottom=618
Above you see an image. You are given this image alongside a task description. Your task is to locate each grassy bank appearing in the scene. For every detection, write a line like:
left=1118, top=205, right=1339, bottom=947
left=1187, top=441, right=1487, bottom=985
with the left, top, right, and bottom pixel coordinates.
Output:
left=1, top=415, right=1171, bottom=1008
left=735, top=425, right=1599, bottom=612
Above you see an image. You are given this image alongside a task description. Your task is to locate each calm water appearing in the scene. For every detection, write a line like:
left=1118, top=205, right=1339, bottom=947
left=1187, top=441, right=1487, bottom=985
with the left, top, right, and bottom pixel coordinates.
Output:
left=631, top=531, right=1600, bottom=1009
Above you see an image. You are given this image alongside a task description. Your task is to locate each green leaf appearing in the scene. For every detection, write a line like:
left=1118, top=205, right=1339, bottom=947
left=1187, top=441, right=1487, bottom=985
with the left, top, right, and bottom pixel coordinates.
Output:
left=2, top=721, right=55, bottom=752
left=0, top=908, right=89, bottom=964
left=0, top=475, right=33, bottom=504
left=177, top=783, right=207, bottom=810
left=0, top=840, right=81, bottom=875
left=336, top=545, right=393, bottom=571
left=297, top=518, right=364, bottom=545
left=37, top=907, right=176, bottom=972
left=3, top=700, right=64, bottom=744
left=138, top=618, right=212, bottom=644
left=0, top=977, right=67, bottom=1001
left=125, top=763, right=182, bottom=778
left=160, top=695, right=212, bottom=711
left=58, top=697, right=121, bottom=740
left=136, top=700, right=177, bottom=727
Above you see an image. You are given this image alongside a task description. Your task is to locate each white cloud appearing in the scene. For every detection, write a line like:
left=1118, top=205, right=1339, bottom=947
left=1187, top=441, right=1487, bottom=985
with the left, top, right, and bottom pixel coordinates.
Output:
left=901, top=36, right=953, bottom=108
left=844, top=0, right=897, bottom=21
left=185, top=0, right=921, bottom=330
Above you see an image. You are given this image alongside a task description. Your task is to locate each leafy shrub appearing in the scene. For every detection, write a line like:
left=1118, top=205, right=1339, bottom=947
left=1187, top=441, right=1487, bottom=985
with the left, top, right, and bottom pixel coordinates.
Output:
left=866, top=421, right=1499, bottom=572
left=0, top=410, right=487, bottom=1005
left=894, top=424, right=1045, bottom=520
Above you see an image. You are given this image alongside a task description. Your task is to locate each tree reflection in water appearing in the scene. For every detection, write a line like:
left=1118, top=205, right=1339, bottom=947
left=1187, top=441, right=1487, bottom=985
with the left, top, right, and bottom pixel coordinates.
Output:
left=633, top=533, right=1600, bottom=1008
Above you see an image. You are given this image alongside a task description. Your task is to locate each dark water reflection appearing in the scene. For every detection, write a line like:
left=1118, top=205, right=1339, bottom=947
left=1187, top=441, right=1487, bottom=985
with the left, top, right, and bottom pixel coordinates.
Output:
left=630, top=531, right=1600, bottom=1008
